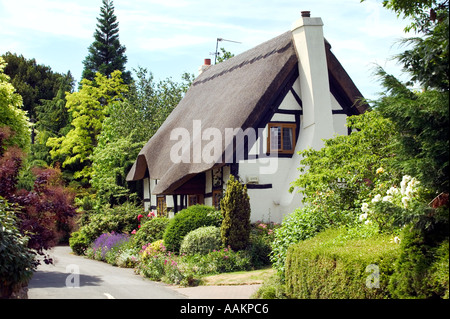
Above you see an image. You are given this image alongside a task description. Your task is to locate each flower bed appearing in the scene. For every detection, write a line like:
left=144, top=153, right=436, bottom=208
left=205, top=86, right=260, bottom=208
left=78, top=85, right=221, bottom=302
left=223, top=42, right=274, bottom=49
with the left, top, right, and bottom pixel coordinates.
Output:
left=74, top=208, right=279, bottom=286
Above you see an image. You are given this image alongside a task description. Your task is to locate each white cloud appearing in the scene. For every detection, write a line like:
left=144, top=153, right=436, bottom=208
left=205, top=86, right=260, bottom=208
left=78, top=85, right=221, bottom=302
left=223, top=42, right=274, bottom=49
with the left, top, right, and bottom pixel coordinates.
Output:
left=0, top=0, right=95, bottom=39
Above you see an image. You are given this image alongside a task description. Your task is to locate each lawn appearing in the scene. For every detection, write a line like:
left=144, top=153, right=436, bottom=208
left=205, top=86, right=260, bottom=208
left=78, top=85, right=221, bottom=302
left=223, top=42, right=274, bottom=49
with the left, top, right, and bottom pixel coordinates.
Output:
left=200, top=267, right=275, bottom=286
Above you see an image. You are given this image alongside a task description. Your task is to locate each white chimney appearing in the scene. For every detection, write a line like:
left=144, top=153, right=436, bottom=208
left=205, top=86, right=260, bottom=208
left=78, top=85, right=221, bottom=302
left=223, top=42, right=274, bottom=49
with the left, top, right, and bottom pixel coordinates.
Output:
left=198, top=58, right=211, bottom=75
left=291, top=11, right=335, bottom=148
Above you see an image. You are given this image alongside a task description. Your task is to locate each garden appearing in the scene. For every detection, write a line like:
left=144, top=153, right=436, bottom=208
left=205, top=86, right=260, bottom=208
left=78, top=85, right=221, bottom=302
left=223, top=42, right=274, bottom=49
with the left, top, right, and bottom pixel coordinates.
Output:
left=68, top=176, right=280, bottom=287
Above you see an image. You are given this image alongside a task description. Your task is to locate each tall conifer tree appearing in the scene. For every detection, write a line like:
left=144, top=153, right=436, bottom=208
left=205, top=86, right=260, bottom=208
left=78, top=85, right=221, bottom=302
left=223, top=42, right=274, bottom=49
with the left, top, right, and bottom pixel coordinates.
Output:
left=82, top=0, right=131, bottom=84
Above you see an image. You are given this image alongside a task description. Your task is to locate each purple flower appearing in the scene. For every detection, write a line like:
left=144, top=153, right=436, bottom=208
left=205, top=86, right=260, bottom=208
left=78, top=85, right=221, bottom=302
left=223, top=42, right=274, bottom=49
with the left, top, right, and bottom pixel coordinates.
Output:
left=91, top=232, right=130, bottom=259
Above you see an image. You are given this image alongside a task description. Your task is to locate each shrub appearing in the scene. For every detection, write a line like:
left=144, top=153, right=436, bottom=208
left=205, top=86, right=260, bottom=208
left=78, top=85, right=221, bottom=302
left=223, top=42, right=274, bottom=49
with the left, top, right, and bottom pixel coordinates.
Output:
left=0, top=197, right=35, bottom=298
left=137, top=246, right=186, bottom=285
left=180, top=226, right=222, bottom=255
left=182, top=246, right=252, bottom=275
left=163, top=205, right=220, bottom=253
left=132, top=217, right=169, bottom=250
left=116, top=248, right=138, bottom=268
left=140, top=239, right=166, bottom=262
left=86, top=232, right=130, bottom=263
left=270, top=205, right=329, bottom=277
left=389, top=222, right=449, bottom=299
left=285, top=228, right=400, bottom=299
left=245, top=233, right=272, bottom=268
left=246, top=221, right=280, bottom=268
left=220, top=175, right=251, bottom=251
left=69, top=231, right=90, bottom=255
left=71, top=201, right=141, bottom=248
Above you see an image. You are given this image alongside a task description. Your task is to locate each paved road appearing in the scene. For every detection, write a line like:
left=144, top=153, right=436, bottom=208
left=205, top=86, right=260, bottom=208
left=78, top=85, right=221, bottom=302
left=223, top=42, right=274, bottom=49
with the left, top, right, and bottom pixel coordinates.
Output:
left=28, top=246, right=185, bottom=299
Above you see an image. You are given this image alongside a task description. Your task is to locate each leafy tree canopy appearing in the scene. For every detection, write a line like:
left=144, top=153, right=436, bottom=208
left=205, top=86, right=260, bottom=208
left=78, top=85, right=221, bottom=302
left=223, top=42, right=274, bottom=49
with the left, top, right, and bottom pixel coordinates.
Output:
left=47, top=70, right=128, bottom=183
left=0, top=57, right=30, bottom=152
left=91, top=68, right=194, bottom=205
left=1, top=52, right=71, bottom=121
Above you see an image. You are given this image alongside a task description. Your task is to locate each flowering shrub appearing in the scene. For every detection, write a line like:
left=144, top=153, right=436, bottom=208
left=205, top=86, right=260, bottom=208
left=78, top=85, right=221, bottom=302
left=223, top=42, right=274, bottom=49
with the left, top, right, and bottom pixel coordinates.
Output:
left=86, top=232, right=130, bottom=263
left=131, top=209, right=157, bottom=234
left=136, top=243, right=186, bottom=285
left=136, top=243, right=251, bottom=286
left=182, top=246, right=252, bottom=275
left=359, top=174, right=426, bottom=232
left=132, top=217, right=169, bottom=251
left=252, top=221, right=279, bottom=239
left=116, top=249, right=138, bottom=268
left=140, top=239, right=166, bottom=262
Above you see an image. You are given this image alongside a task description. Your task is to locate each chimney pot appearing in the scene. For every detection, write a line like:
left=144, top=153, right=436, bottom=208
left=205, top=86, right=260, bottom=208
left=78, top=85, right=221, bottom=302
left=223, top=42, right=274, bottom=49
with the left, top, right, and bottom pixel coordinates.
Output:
left=301, top=11, right=311, bottom=18
left=204, top=58, right=211, bottom=66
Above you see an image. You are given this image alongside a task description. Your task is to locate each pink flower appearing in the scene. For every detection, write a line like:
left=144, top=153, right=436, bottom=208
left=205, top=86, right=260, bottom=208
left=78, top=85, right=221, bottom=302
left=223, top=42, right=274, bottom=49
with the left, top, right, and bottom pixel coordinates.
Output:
left=137, top=214, right=144, bottom=221
left=131, top=229, right=137, bottom=234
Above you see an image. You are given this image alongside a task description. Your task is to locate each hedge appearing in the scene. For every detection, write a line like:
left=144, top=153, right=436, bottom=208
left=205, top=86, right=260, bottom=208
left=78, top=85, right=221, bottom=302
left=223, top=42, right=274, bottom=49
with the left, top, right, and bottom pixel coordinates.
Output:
left=163, top=205, right=221, bottom=253
left=285, top=228, right=400, bottom=299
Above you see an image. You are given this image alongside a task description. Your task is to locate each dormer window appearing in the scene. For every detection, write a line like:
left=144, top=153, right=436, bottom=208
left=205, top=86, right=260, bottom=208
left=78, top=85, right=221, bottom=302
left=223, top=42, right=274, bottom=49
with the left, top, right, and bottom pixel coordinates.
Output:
left=267, top=122, right=296, bottom=154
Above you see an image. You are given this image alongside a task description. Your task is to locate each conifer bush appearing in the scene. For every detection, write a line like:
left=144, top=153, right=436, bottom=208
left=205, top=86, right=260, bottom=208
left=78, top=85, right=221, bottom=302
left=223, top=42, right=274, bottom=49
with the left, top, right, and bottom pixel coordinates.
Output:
left=220, top=175, right=251, bottom=251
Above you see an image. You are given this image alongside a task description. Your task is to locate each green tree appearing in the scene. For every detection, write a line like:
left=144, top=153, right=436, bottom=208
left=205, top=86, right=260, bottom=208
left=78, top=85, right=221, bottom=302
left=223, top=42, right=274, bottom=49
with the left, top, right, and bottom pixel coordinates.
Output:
left=216, top=48, right=235, bottom=63
left=0, top=57, right=30, bottom=152
left=220, top=175, right=251, bottom=251
left=32, top=72, right=75, bottom=166
left=290, top=111, right=398, bottom=224
left=82, top=0, right=131, bottom=84
left=47, top=71, right=128, bottom=183
left=362, top=0, right=449, bottom=90
left=373, top=68, right=449, bottom=193
left=91, top=68, right=193, bottom=204
left=1, top=52, right=69, bottom=130
left=366, top=0, right=449, bottom=193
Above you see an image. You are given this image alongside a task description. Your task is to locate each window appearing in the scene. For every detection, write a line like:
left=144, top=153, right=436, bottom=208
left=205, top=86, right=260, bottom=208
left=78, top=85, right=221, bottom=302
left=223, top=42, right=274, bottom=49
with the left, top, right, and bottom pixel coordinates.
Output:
left=267, top=123, right=296, bottom=154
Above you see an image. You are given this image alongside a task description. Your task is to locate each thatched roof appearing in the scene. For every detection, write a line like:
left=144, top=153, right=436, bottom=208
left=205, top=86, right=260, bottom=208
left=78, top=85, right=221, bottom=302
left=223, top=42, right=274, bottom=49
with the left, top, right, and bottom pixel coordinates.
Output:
left=126, top=30, right=367, bottom=194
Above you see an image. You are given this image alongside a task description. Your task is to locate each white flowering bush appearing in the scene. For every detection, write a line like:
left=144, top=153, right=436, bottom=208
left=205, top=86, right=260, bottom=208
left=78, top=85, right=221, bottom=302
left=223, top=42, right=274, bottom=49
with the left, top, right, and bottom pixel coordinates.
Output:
left=359, top=173, right=427, bottom=232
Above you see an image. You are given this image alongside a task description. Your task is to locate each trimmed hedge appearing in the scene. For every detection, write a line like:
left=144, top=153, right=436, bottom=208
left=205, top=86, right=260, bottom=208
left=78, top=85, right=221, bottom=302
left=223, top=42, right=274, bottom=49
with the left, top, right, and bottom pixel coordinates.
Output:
left=285, top=228, right=400, bottom=299
left=180, top=226, right=222, bottom=255
left=163, top=205, right=222, bottom=253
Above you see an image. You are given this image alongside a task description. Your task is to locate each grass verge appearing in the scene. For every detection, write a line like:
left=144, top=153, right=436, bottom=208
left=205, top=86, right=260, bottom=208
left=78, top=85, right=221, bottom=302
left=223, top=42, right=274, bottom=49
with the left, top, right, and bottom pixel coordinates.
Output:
left=200, top=267, right=275, bottom=286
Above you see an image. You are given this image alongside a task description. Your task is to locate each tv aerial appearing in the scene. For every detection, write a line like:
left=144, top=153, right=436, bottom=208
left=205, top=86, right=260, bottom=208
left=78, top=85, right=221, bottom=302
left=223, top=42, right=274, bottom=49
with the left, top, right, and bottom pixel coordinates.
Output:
left=210, top=38, right=241, bottom=64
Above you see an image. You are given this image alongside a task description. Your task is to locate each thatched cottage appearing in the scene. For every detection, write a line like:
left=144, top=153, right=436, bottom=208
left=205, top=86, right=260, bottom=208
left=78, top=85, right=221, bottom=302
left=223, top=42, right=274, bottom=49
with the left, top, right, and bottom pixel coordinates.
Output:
left=126, top=11, right=368, bottom=223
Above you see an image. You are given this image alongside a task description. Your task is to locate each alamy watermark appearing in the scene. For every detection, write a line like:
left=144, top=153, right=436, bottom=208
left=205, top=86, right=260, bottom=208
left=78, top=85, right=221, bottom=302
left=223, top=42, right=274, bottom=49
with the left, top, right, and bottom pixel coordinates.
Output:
left=169, top=120, right=280, bottom=174
left=365, top=264, right=380, bottom=289
left=65, top=264, right=80, bottom=288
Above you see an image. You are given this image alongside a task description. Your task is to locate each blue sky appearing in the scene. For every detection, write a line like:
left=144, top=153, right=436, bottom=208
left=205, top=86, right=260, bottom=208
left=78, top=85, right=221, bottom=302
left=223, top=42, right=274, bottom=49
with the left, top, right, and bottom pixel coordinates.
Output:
left=0, top=0, right=411, bottom=100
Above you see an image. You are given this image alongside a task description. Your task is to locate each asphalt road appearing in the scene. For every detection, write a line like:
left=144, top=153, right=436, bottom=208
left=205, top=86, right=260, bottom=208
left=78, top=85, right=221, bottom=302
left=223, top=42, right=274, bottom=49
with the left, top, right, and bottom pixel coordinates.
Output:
left=27, top=245, right=186, bottom=299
